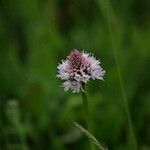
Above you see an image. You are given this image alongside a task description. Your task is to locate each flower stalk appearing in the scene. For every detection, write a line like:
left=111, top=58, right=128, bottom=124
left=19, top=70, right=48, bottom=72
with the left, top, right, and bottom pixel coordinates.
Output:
left=81, top=85, right=90, bottom=128
left=81, top=85, right=95, bottom=150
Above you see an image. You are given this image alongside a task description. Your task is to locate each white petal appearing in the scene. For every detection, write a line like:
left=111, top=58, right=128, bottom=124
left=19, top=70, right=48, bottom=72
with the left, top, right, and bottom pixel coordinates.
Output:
left=62, top=81, right=71, bottom=91
left=81, top=74, right=90, bottom=83
left=70, top=81, right=81, bottom=93
left=74, top=73, right=81, bottom=82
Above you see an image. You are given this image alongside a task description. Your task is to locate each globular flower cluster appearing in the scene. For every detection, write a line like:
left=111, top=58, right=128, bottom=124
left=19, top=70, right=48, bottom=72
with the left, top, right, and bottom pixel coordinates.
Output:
left=57, top=49, right=105, bottom=93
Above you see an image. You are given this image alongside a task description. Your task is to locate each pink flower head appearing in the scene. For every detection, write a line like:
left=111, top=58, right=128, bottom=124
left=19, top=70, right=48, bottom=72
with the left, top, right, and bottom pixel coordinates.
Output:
left=57, top=49, right=105, bottom=93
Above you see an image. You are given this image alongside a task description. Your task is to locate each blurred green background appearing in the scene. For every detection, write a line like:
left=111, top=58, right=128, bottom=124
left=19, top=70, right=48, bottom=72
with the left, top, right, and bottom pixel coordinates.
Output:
left=0, top=0, right=150, bottom=149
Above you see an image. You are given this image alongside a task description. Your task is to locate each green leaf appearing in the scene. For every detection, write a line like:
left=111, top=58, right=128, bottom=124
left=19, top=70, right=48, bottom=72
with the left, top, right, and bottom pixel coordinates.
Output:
left=74, top=122, right=108, bottom=150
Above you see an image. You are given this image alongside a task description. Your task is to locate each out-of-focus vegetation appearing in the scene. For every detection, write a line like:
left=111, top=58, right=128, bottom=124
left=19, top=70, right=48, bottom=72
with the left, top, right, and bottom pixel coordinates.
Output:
left=0, top=0, right=149, bottom=149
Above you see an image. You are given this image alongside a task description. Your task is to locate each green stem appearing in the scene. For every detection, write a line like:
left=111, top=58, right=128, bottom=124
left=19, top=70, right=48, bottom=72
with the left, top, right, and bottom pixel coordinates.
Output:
left=82, top=90, right=90, bottom=124
left=81, top=86, right=95, bottom=150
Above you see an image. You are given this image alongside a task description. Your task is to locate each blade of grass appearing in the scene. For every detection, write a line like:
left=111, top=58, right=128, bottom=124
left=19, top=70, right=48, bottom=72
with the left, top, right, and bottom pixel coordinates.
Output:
left=74, top=122, right=108, bottom=150
left=96, top=0, right=138, bottom=149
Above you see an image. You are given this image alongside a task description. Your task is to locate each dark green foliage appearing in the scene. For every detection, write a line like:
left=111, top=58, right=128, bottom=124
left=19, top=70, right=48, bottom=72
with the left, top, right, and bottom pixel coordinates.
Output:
left=0, top=0, right=149, bottom=149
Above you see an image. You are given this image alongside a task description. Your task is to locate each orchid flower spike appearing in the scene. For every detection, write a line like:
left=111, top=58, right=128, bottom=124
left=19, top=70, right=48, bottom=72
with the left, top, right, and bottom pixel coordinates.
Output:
left=57, top=49, right=105, bottom=93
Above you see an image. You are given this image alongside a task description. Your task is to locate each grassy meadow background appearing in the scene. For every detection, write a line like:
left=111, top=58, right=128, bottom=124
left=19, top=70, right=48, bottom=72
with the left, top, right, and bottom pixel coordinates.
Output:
left=0, top=0, right=150, bottom=149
